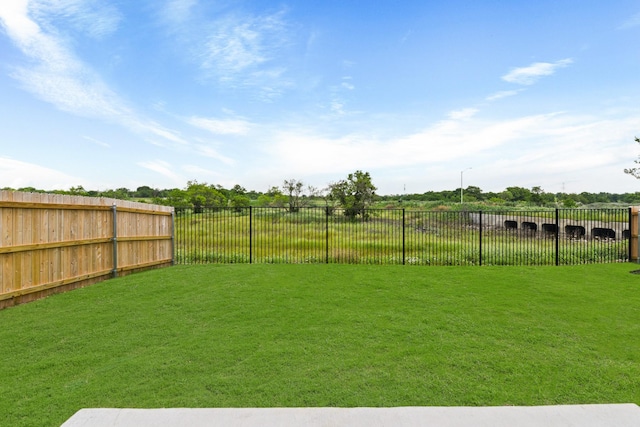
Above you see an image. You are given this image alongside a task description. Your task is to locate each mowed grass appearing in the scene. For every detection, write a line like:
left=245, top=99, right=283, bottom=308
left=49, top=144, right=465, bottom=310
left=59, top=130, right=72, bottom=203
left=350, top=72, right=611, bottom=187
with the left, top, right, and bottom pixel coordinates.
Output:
left=1, top=264, right=639, bottom=426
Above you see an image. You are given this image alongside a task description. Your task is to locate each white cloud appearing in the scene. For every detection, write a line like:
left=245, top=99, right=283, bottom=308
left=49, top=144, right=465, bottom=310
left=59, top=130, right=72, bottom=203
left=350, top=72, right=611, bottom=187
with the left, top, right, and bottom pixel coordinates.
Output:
left=502, top=59, right=573, bottom=85
left=138, top=160, right=184, bottom=184
left=0, top=0, right=38, bottom=40
left=485, top=89, right=522, bottom=101
left=161, top=0, right=197, bottom=25
left=188, top=116, right=252, bottom=135
left=0, top=156, right=82, bottom=190
left=182, top=164, right=220, bottom=178
left=448, top=108, right=478, bottom=120
left=83, top=135, right=110, bottom=147
left=476, top=116, right=635, bottom=192
left=199, top=9, right=289, bottom=78
left=133, top=120, right=188, bottom=145
left=0, top=2, right=118, bottom=115
left=266, top=115, right=508, bottom=175
left=245, top=67, right=293, bottom=101
left=158, top=3, right=294, bottom=98
left=263, top=111, right=640, bottom=186
left=341, top=76, right=354, bottom=90
left=31, top=0, right=122, bottom=39
left=13, top=66, right=128, bottom=118
left=194, top=145, right=235, bottom=165
left=0, top=1, right=187, bottom=147
left=619, top=12, right=640, bottom=29
left=330, top=100, right=345, bottom=115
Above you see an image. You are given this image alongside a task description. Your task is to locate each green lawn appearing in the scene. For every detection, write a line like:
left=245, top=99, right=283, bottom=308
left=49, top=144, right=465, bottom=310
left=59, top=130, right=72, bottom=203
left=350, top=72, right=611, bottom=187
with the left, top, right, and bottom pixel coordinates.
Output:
left=1, top=263, right=639, bottom=426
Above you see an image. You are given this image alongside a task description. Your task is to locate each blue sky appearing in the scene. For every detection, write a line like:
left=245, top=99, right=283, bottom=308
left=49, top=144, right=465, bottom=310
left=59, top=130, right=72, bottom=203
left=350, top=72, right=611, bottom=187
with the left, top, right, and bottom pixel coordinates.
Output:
left=1, top=0, right=640, bottom=195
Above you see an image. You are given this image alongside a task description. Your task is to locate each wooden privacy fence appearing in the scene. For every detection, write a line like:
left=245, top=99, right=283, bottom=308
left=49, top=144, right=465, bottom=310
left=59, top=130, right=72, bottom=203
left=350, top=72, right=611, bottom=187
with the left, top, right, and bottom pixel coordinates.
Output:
left=0, top=191, right=174, bottom=309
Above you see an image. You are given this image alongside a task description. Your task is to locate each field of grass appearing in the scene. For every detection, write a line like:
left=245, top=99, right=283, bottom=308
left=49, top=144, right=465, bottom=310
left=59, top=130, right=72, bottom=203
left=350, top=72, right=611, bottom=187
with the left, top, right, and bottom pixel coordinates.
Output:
left=174, top=208, right=630, bottom=265
left=1, top=263, right=639, bottom=426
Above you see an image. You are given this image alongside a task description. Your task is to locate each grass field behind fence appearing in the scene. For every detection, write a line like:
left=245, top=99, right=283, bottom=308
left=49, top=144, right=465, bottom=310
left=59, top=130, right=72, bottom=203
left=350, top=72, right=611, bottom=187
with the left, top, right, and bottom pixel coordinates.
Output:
left=175, top=208, right=629, bottom=265
left=1, top=263, right=639, bottom=426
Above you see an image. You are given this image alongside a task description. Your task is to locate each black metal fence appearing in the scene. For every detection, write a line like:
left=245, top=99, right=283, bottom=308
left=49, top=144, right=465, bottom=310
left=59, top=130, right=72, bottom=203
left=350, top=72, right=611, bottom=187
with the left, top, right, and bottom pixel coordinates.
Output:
left=174, top=207, right=631, bottom=266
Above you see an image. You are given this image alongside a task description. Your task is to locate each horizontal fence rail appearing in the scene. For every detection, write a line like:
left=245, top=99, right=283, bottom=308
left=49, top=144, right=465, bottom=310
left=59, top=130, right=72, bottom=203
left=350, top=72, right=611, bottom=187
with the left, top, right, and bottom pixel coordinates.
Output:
left=0, top=191, right=174, bottom=308
left=175, top=207, right=632, bottom=266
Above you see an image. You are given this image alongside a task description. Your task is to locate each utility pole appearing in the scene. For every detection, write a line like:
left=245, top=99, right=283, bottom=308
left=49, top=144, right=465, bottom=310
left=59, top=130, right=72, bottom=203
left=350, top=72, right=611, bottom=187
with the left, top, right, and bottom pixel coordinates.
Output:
left=460, top=167, right=472, bottom=203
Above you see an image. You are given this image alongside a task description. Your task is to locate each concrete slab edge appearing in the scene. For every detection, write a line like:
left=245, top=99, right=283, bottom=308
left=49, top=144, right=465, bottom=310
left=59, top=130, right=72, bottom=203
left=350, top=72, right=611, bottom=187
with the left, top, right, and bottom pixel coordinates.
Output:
left=61, top=404, right=640, bottom=427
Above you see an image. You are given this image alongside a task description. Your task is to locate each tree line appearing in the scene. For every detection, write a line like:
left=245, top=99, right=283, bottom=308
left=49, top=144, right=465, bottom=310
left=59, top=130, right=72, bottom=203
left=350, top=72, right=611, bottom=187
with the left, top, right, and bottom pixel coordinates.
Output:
left=380, top=186, right=640, bottom=207
left=1, top=171, right=378, bottom=220
left=4, top=173, right=640, bottom=211
left=156, top=171, right=378, bottom=220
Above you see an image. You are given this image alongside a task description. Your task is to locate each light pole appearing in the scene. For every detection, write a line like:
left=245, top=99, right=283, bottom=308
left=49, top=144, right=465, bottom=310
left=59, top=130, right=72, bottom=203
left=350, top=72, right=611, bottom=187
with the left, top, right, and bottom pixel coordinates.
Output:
left=460, top=167, right=472, bottom=204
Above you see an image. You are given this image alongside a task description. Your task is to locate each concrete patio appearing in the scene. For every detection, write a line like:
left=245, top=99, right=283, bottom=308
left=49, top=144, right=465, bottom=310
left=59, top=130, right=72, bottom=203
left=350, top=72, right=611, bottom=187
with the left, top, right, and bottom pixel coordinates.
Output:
left=62, top=404, right=640, bottom=426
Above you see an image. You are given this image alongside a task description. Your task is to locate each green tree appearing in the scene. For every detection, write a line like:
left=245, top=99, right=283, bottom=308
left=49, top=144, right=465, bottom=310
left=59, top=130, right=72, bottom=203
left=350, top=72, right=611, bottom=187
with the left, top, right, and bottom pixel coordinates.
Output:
left=135, top=185, right=157, bottom=198
left=329, top=170, right=377, bottom=220
left=531, top=186, right=545, bottom=206
left=230, top=185, right=247, bottom=196
left=230, top=195, right=251, bottom=212
left=67, top=185, right=89, bottom=196
left=162, top=189, right=190, bottom=208
left=256, top=194, right=271, bottom=207
left=100, top=188, right=131, bottom=200
left=562, top=197, right=578, bottom=208
left=185, top=180, right=226, bottom=213
left=463, top=185, right=483, bottom=202
left=282, top=179, right=305, bottom=213
left=16, top=186, right=42, bottom=193
left=505, top=186, right=532, bottom=203
left=624, top=137, right=640, bottom=179
left=498, top=189, right=514, bottom=202
left=257, top=186, right=287, bottom=207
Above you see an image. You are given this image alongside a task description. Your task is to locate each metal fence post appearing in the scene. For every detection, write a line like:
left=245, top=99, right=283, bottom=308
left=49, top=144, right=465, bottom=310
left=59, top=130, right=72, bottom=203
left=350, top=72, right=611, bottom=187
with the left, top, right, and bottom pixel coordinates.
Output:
left=479, top=211, right=483, bottom=266
left=402, top=209, right=406, bottom=265
left=636, top=207, right=640, bottom=264
left=171, top=209, right=175, bottom=266
left=326, top=207, right=329, bottom=264
left=555, top=208, right=560, bottom=266
left=627, top=207, right=631, bottom=262
left=249, top=206, right=253, bottom=264
left=111, top=203, right=118, bottom=278
left=633, top=207, right=637, bottom=262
